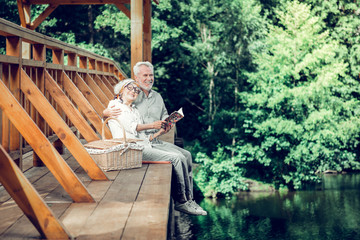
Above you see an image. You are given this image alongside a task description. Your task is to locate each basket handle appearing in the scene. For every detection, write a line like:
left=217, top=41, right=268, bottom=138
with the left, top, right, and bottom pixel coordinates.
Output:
left=102, top=117, right=127, bottom=143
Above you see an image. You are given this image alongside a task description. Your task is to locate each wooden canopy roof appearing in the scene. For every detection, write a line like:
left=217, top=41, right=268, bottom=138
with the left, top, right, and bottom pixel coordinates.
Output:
left=17, top=0, right=159, bottom=76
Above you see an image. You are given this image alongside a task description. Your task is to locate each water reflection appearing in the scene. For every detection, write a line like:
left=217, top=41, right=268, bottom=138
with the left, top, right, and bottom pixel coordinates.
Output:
left=177, top=174, right=360, bottom=240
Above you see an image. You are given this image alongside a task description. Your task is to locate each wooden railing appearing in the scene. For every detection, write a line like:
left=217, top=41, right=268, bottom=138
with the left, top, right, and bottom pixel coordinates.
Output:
left=0, top=17, right=126, bottom=164
left=0, top=17, right=127, bottom=238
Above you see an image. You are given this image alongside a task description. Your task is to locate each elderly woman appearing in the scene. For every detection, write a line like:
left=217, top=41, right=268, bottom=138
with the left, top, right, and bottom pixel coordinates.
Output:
left=107, top=79, right=206, bottom=216
left=107, top=79, right=165, bottom=143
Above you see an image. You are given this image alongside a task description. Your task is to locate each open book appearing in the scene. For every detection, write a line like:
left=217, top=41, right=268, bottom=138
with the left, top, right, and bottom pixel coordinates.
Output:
left=161, top=107, right=184, bottom=129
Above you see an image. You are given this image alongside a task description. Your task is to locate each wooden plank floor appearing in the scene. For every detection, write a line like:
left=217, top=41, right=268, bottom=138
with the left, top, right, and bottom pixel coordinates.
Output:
left=0, top=148, right=173, bottom=239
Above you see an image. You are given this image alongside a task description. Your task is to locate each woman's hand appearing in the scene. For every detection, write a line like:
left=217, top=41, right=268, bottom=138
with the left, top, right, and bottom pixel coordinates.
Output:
left=152, top=120, right=166, bottom=129
left=103, top=105, right=122, bottom=118
left=158, top=128, right=166, bottom=135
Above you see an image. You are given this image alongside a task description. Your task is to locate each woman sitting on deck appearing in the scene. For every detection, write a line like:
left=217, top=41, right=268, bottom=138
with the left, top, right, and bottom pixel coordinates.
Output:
left=107, top=79, right=207, bottom=216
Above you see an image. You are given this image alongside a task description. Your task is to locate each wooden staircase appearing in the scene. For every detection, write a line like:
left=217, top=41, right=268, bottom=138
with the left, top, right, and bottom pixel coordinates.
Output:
left=0, top=17, right=129, bottom=238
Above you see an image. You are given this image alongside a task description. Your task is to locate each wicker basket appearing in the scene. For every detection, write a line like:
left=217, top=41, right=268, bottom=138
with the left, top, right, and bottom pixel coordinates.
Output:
left=84, top=117, right=143, bottom=171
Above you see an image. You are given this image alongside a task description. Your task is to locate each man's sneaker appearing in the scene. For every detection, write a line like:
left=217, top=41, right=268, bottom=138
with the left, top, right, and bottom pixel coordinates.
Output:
left=189, top=200, right=207, bottom=216
left=175, top=201, right=203, bottom=215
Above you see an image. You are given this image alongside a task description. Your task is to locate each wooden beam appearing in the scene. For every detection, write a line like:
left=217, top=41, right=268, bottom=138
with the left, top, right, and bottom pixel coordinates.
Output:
left=62, top=72, right=112, bottom=139
left=0, top=145, right=71, bottom=239
left=31, top=4, right=59, bottom=30
left=143, top=0, right=152, bottom=62
left=0, top=79, right=95, bottom=203
left=84, top=73, right=111, bottom=103
left=17, top=0, right=31, bottom=28
left=21, top=69, right=108, bottom=181
left=94, top=74, right=114, bottom=99
left=26, top=0, right=130, bottom=4
left=102, top=75, right=115, bottom=91
left=74, top=73, right=106, bottom=116
left=105, top=74, right=117, bottom=85
left=115, top=3, right=131, bottom=18
left=131, top=0, right=144, bottom=78
left=23, top=0, right=160, bottom=4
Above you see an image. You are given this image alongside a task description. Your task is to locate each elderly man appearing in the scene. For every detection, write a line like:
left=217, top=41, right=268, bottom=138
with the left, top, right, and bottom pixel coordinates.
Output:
left=103, top=62, right=207, bottom=216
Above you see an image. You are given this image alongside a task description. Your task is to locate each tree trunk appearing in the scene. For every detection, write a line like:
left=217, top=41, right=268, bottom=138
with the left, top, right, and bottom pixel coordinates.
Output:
left=87, top=5, right=94, bottom=44
left=207, top=62, right=215, bottom=131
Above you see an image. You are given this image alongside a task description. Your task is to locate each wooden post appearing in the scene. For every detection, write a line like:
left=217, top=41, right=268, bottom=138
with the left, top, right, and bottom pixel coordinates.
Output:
left=22, top=42, right=31, bottom=60
left=68, top=53, right=77, bottom=67
left=6, top=36, right=21, bottom=167
left=144, top=0, right=152, bottom=62
left=131, top=0, right=144, bottom=78
left=52, top=49, right=65, bottom=154
left=53, top=49, right=64, bottom=65
left=32, top=44, right=46, bottom=166
left=89, top=58, right=96, bottom=70
left=0, top=145, right=71, bottom=239
left=1, top=63, right=10, bottom=153
left=79, top=56, right=88, bottom=69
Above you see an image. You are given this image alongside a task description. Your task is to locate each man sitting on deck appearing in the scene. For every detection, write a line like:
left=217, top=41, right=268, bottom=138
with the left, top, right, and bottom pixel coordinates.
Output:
left=103, top=61, right=207, bottom=216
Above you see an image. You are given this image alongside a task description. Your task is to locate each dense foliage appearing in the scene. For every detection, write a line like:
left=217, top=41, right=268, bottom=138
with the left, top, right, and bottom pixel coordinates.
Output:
left=195, top=0, right=360, bottom=197
left=1, top=0, right=360, bottom=198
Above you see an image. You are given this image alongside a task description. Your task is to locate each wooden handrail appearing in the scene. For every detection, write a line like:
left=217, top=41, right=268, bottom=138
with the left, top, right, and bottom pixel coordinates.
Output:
left=0, top=18, right=127, bottom=78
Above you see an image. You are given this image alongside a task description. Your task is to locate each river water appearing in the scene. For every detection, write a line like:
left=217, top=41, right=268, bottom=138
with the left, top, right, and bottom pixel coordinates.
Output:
left=175, top=174, right=360, bottom=240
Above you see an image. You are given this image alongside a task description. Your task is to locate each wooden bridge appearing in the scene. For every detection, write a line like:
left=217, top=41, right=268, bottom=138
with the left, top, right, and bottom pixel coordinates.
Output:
left=0, top=1, right=174, bottom=238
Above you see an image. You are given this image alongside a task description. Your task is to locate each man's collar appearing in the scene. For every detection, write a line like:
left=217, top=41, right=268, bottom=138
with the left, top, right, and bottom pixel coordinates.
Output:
left=141, top=89, right=153, bottom=98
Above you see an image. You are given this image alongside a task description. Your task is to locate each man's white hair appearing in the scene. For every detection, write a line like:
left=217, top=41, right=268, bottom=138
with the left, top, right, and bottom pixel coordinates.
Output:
left=133, top=61, right=154, bottom=77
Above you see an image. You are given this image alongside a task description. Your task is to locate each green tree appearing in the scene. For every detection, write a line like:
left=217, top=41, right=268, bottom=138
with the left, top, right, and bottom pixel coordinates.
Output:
left=239, top=0, right=360, bottom=189
left=182, top=0, right=266, bottom=153
left=196, top=0, right=360, bottom=197
left=303, top=0, right=360, bottom=79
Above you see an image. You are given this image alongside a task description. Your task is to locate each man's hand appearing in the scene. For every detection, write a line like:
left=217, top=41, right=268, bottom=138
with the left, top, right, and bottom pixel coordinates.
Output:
left=103, top=105, right=122, bottom=118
